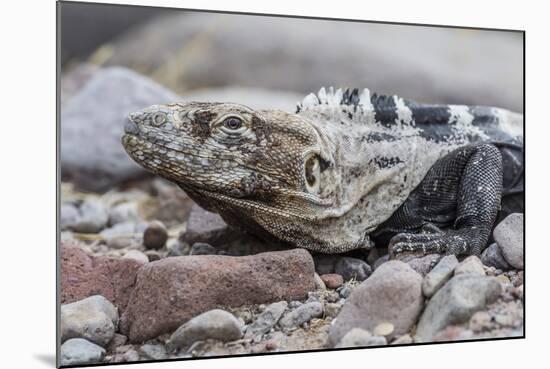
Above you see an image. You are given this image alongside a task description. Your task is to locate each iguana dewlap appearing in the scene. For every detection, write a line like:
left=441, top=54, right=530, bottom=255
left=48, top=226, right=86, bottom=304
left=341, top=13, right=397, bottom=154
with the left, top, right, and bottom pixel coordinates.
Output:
left=122, top=87, right=523, bottom=255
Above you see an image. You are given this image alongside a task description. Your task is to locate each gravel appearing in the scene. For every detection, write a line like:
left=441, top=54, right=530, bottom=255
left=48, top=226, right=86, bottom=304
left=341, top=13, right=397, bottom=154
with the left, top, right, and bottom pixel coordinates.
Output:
left=278, top=302, right=323, bottom=330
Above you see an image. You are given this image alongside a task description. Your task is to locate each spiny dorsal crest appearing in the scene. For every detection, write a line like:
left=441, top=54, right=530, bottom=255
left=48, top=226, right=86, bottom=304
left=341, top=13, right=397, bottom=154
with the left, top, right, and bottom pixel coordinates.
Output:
left=296, top=87, right=376, bottom=113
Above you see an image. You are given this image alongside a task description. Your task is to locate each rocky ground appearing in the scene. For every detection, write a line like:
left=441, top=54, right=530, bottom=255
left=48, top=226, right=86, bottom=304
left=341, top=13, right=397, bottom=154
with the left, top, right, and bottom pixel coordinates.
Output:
left=59, top=177, right=524, bottom=366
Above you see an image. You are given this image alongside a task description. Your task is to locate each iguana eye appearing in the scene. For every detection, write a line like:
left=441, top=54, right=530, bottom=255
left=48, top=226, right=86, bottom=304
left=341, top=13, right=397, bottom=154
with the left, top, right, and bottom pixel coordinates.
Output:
left=223, top=117, right=243, bottom=130
left=152, top=112, right=166, bottom=126
left=305, top=155, right=321, bottom=193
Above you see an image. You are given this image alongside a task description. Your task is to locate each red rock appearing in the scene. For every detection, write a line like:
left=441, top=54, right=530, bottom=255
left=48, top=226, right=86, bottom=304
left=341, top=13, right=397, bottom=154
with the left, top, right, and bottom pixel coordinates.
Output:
left=120, top=249, right=315, bottom=342
left=60, top=244, right=142, bottom=310
left=320, top=274, right=344, bottom=289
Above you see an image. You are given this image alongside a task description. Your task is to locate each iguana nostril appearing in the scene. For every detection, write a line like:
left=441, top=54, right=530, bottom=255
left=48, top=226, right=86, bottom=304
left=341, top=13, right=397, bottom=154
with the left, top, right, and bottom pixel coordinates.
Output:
left=124, top=119, right=140, bottom=135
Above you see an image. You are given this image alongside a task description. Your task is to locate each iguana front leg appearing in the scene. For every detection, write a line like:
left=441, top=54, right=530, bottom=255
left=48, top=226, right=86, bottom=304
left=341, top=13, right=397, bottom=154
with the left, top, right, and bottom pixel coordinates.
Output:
left=374, top=143, right=503, bottom=257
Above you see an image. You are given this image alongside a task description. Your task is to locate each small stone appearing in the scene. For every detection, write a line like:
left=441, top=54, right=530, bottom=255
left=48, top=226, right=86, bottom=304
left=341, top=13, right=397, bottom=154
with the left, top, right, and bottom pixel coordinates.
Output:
left=325, top=290, right=340, bottom=303
left=100, top=222, right=140, bottom=249
left=278, top=302, right=323, bottom=330
left=454, top=255, right=485, bottom=276
left=494, top=313, right=515, bottom=327
left=314, top=273, right=327, bottom=291
left=335, top=328, right=387, bottom=348
left=481, top=243, right=511, bottom=270
left=515, top=285, right=524, bottom=300
left=143, top=220, right=168, bottom=249
left=373, top=322, right=394, bottom=337
left=404, top=254, right=442, bottom=276
left=61, top=295, right=118, bottom=347
left=265, top=339, right=278, bottom=351
left=109, top=202, right=140, bottom=226
left=320, top=274, right=344, bottom=289
left=189, top=242, right=218, bottom=255
left=121, top=348, right=140, bottom=362
left=68, top=200, right=109, bottom=233
left=415, top=275, right=501, bottom=342
left=373, top=254, right=389, bottom=269
left=179, top=205, right=237, bottom=247
left=106, top=333, right=127, bottom=352
left=139, top=343, right=167, bottom=360
left=288, top=301, right=303, bottom=309
left=324, top=303, right=342, bottom=318
left=60, top=338, right=106, bottom=366
left=469, top=311, right=492, bottom=332
left=166, top=309, right=244, bottom=351
left=144, top=250, right=162, bottom=262
left=122, top=250, right=149, bottom=264
left=338, top=285, right=352, bottom=299
left=334, top=257, right=372, bottom=281
left=166, top=241, right=190, bottom=257
left=245, top=301, right=287, bottom=339
left=391, top=334, right=413, bottom=345
left=61, top=203, right=79, bottom=231
left=422, top=255, right=459, bottom=298
left=496, top=274, right=512, bottom=286
left=432, top=326, right=474, bottom=341
left=493, top=213, right=524, bottom=269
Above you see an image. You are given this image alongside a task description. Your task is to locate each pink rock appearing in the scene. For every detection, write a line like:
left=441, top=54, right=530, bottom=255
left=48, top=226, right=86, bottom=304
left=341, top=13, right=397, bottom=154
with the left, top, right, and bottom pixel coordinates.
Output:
left=60, top=244, right=142, bottom=310
left=320, top=274, right=344, bottom=289
left=120, top=249, right=315, bottom=342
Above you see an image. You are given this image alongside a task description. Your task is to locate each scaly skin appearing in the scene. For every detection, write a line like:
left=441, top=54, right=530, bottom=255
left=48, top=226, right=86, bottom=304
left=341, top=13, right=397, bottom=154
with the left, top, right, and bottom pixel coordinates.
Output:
left=122, top=88, right=523, bottom=255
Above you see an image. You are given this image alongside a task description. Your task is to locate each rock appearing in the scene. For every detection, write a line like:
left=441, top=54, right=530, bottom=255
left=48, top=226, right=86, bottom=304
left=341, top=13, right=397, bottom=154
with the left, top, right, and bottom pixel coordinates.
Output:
left=139, top=344, right=167, bottom=360
left=324, top=303, right=342, bottom=318
left=373, top=322, right=394, bottom=337
left=328, top=261, right=423, bottom=346
left=61, top=67, right=179, bottom=191
left=179, top=205, right=239, bottom=247
left=313, top=273, right=327, bottom=291
left=338, top=285, right=352, bottom=299
left=106, top=333, right=127, bottom=352
left=278, top=302, right=323, bottom=330
left=313, top=255, right=337, bottom=275
left=166, top=241, right=190, bottom=257
left=415, top=274, right=502, bottom=341
left=100, top=222, right=141, bottom=249
left=60, top=244, right=142, bottom=310
left=109, top=202, right=140, bottom=226
left=335, top=329, right=387, bottom=348
left=391, top=334, right=413, bottom=345
left=404, top=254, right=442, bottom=276
left=63, top=200, right=109, bottom=233
left=189, top=242, right=219, bottom=255
left=493, top=213, right=524, bottom=269
left=120, top=249, right=315, bottom=342
left=61, top=295, right=118, bottom=347
left=146, top=178, right=195, bottom=228
left=334, top=257, right=372, bottom=282
left=422, top=255, right=459, bottom=298
left=481, top=243, right=511, bottom=270
left=469, top=311, right=492, bottom=332
left=122, top=250, right=149, bottom=265
left=245, top=301, right=287, bottom=339
left=143, top=220, right=168, bottom=250
left=166, top=309, right=243, bottom=351
left=121, top=348, right=140, bottom=362
left=320, top=274, right=344, bottom=289
left=60, top=338, right=106, bottom=366
left=432, top=326, right=474, bottom=341
left=454, top=255, right=485, bottom=276
left=373, top=254, right=389, bottom=270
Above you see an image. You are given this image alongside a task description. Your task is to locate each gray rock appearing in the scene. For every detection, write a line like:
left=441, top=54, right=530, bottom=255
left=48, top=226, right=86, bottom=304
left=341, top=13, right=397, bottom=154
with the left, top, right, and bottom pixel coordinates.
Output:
left=61, top=67, right=179, bottom=191
left=245, top=301, right=288, bottom=339
left=139, top=344, right=167, bottom=360
left=121, top=348, right=140, bottom=362
left=415, top=274, right=502, bottom=341
left=493, top=213, right=524, bottom=269
left=334, top=257, right=372, bottom=282
left=179, top=205, right=239, bottom=247
left=60, top=338, right=106, bottom=366
left=324, top=302, right=343, bottom=318
left=189, top=242, right=219, bottom=255
left=422, top=255, right=459, bottom=298
left=143, top=220, right=168, bottom=250
left=166, top=241, right=190, bottom=257
left=122, top=250, right=149, bottom=264
left=328, top=261, right=423, bottom=346
left=404, top=254, right=442, bottom=276
left=481, top=243, right=511, bottom=270
left=61, top=203, right=79, bottom=231
left=109, top=202, right=140, bottom=226
left=61, top=295, right=119, bottom=347
left=278, top=302, right=323, bottom=330
left=64, top=200, right=109, bottom=233
left=166, top=309, right=244, bottom=351
left=100, top=221, right=140, bottom=249
left=338, top=285, right=352, bottom=299
left=454, top=255, right=486, bottom=276
left=335, top=329, right=387, bottom=348
left=373, top=254, right=389, bottom=270
left=391, top=334, right=413, bottom=345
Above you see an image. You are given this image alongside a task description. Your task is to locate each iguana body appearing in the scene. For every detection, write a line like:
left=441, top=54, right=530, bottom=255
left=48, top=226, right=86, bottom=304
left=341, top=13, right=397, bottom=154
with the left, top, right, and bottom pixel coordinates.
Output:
left=122, top=87, right=523, bottom=256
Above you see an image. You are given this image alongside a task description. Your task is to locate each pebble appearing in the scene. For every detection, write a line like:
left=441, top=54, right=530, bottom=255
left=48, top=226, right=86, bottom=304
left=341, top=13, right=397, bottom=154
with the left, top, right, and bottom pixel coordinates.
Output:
left=469, top=311, right=492, bottom=332
left=328, top=261, right=423, bottom=346
left=278, top=302, right=323, bottom=330
left=100, top=222, right=140, bottom=249
left=454, top=255, right=486, bottom=276
left=189, top=242, right=219, bottom=255
left=320, top=274, right=344, bottom=289
left=334, top=257, right=372, bottom=281
left=404, top=254, right=442, bottom=276
left=415, top=274, right=501, bottom=341
left=493, top=213, right=524, bottom=269
left=374, top=254, right=390, bottom=269
left=67, top=200, right=109, bottom=233
left=391, top=334, right=413, bottom=345
left=61, top=203, right=79, bottom=231
left=335, top=329, right=387, bottom=348
left=61, top=295, right=119, bottom=347
left=60, top=338, right=106, bottom=366
left=245, top=301, right=288, bottom=339
left=373, top=322, right=394, bottom=337
left=122, top=348, right=140, bottom=362
left=166, top=241, right=190, bottom=257
left=481, top=243, right=511, bottom=270
left=122, top=250, right=149, bottom=264
left=144, top=250, right=162, bottom=262
left=139, top=343, right=167, bottom=360
left=288, top=301, right=303, bottom=309
left=143, top=220, right=168, bottom=249
left=422, top=255, right=459, bottom=298
left=337, top=285, right=352, bottom=299
left=313, top=273, right=327, bottom=291
left=324, top=303, right=342, bottom=318
left=432, top=326, right=474, bottom=341
left=106, top=333, right=128, bottom=352
left=166, top=309, right=244, bottom=351
left=109, top=202, right=140, bottom=226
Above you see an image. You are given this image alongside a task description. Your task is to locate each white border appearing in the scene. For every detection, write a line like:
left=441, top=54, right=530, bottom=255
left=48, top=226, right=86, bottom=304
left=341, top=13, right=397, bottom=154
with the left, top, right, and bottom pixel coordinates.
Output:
left=2, top=0, right=548, bottom=368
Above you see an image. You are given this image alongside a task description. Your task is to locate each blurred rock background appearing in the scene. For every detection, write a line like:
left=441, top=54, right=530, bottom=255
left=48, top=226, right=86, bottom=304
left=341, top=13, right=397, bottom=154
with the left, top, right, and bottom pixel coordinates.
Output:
left=60, top=2, right=523, bottom=191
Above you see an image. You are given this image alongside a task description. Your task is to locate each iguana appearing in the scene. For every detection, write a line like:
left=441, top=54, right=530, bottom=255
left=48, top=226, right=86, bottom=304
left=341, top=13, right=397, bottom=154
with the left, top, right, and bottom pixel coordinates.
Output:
left=122, top=87, right=523, bottom=257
